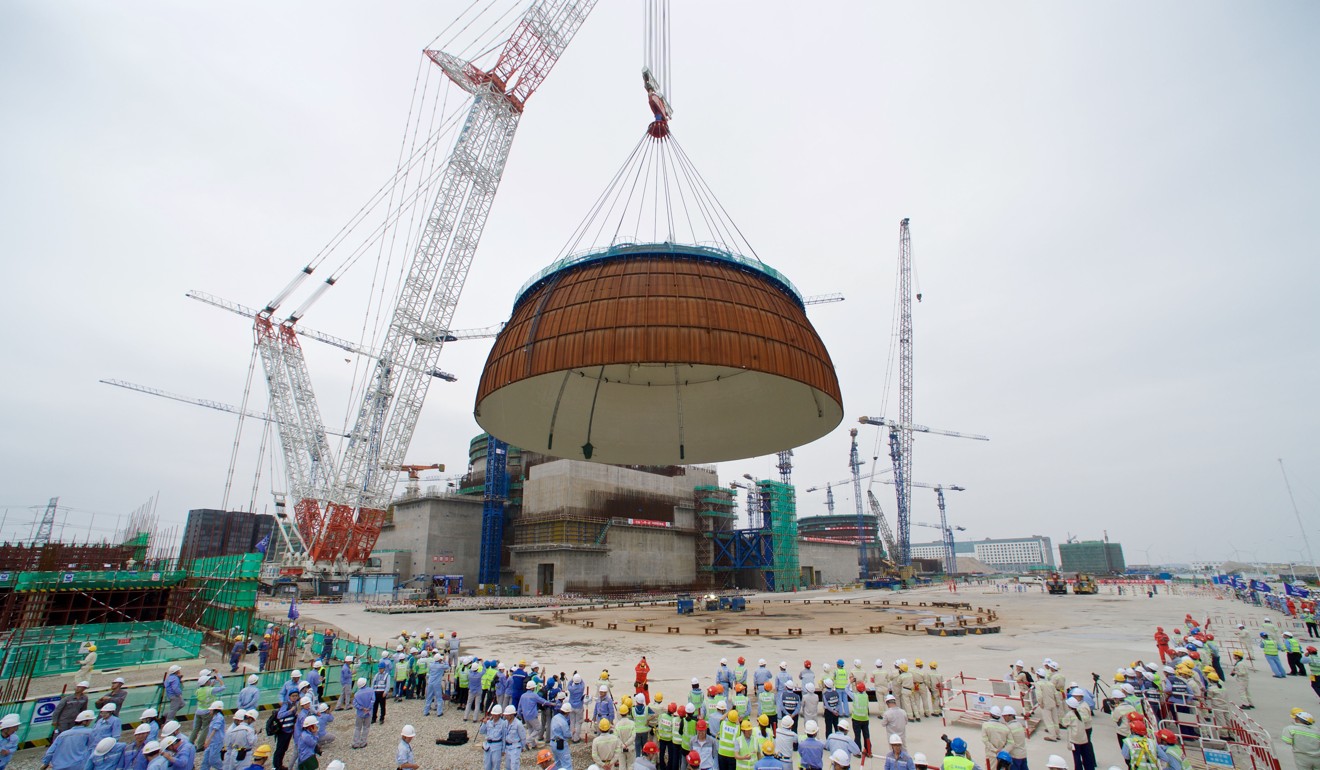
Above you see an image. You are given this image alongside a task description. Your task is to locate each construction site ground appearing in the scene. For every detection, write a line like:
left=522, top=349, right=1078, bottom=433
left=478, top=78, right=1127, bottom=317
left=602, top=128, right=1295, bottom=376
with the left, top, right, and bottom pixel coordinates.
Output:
left=5, top=583, right=1305, bottom=770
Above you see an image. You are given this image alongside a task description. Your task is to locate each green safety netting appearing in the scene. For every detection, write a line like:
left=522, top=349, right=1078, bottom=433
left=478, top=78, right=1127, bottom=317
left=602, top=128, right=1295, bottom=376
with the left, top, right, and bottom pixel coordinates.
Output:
left=11, top=570, right=187, bottom=592
left=0, top=622, right=202, bottom=680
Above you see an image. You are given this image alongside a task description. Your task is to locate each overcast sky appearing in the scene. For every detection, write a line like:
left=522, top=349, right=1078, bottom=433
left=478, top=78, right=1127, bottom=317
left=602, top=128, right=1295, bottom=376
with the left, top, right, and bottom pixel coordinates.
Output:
left=2, top=1, right=1317, bottom=566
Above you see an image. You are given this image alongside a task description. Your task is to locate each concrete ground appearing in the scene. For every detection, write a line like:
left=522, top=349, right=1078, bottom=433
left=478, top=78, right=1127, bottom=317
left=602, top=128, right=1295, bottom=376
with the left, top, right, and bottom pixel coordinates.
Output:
left=9, top=582, right=1313, bottom=770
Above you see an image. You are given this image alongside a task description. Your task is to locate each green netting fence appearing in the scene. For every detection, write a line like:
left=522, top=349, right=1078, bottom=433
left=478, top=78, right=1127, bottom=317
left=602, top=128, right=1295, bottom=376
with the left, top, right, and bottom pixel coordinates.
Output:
left=0, top=621, right=202, bottom=680
left=11, top=569, right=187, bottom=592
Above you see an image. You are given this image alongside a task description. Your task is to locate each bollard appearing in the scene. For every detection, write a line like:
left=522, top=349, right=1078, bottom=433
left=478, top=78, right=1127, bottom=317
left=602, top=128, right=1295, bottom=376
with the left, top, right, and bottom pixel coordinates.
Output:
left=635, top=625, right=647, bottom=632
left=787, top=628, right=803, bottom=636
left=585, top=620, right=594, bottom=628
left=704, top=628, right=720, bottom=636
left=745, top=628, right=760, bottom=636
left=828, top=627, right=845, bottom=635
left=667, top=627, right=680, bottom=634
left=868, top=625, right=884, bottom=634
left=607, top=623, right=618, bottom=630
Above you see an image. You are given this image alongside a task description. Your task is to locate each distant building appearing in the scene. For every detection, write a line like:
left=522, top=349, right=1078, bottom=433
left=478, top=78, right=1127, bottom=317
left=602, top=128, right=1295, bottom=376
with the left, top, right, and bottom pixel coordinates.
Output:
left=1059, top=540, right=1126, bottom=574
left=909, top=535, right=1054, bottom=572
left=178, top=509, right=274, bottom=564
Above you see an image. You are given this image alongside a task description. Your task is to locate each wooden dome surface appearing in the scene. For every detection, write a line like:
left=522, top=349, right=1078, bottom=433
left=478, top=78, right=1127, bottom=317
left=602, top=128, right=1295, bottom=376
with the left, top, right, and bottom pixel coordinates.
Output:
left=474, top=244, right=843, bottom=465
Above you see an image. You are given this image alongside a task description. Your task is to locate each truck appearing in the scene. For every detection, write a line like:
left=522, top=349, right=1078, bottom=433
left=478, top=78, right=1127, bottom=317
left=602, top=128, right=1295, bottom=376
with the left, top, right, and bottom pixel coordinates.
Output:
left=1045, top=573, right=1069, bottom=595
left=1073, top=574, right=1099, bottom=594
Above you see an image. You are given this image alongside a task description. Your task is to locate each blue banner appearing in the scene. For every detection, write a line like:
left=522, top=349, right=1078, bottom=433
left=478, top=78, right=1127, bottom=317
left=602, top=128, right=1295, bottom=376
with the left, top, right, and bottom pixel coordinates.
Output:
left=254, top=534, right=270, bottom=555
left=288, top=598, right=300, bottom=620
left=1285, top=583, right=1311, bottom=598
left=1250, top=580, right=1271, bottom=593
left=1231, top=575, right=1247, bottom=589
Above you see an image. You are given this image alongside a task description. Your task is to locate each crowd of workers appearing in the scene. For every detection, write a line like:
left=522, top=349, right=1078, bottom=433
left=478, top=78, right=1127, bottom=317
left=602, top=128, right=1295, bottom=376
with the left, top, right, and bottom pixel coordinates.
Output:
left=18, top=606, right=1320, bottom=770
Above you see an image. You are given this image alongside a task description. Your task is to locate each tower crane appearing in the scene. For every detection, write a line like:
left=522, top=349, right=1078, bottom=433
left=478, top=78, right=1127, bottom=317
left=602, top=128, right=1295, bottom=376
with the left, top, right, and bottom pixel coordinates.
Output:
left=847, top=428, right=869, bottom=580
left=239, top=0, right=599, bottom=572
left=882, top=480, right=965, bottom=574
left=385, top=463, right=446, bottom=498
left=859, top=415, right=986, bottom=566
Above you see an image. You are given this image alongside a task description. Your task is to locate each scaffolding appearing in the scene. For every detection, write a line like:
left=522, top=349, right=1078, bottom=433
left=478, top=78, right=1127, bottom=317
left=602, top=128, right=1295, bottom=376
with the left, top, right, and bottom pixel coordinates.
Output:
left=759, top=480, right=800, bottom=591
left=694, top=485, right=736, bottom=589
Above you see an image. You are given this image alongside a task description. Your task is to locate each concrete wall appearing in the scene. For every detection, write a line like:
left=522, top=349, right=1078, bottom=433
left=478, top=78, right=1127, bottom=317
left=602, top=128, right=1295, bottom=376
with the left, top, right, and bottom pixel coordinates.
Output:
left=523, top=460, right=717, bottom=519
left=374, top=494, right=484, bottom=588
left=510, top=523, right=696, bottom=594
left=797, top=540, right=862, bottom=586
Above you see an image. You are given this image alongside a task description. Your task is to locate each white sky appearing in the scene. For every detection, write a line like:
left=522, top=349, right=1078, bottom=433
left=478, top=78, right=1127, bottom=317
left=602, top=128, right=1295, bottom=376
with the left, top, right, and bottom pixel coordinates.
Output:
left=1, top=1, right=1317, bottom=566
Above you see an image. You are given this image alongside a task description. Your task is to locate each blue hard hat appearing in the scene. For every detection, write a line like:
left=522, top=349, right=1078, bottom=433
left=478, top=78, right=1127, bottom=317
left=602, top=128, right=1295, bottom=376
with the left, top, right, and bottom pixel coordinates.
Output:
left=997, top=751, right=1012, bottom=761
left=837, top=659, right=845, bottom=667
left=1260, top=632, right=1268, bottom=638
left=951, top=738, right=967, bottom=754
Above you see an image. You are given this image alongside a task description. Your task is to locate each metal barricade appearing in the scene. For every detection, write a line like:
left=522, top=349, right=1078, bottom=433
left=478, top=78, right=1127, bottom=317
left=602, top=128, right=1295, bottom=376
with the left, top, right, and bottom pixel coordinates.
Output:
left=1156, top=704, right=1280, bottom=770
left=941, top=673, right=1033, bottom=732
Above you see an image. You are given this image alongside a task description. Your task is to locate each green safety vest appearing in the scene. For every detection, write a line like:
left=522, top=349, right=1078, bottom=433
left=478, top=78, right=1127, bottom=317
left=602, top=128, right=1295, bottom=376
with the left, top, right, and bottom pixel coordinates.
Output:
left=732, top=694, right=749, bottom=715
left=833, top=669, right=849, bottom=689
left=850, top=691, right=870, bottom=721
left=658, top=712, right=673, bottom=741
left=1263, top=638, right=1280, bottom=656
left=394, top=661, right=408, bottom=681
left=758, top=691, right=776, bottom=715
left=735, top=734, right=758, bottom=770
left=680, top=717, right=696, bottom=750
left=413, top=659, right=427, bottom=675
left=1124, top=736, right=1158, bottom=770
left=195, top=685, right=213, bottom=708
left=634, top=705, right=651, bottom=734
left=689, top=690, right=705, bottom=709
left=1305, top=656, right=1320, bottom=677
left=718, top=719, right=739, bottom=757
left=1286, top=638, right=1302, bottom=653
left=943, top=756, right=976, bottom=770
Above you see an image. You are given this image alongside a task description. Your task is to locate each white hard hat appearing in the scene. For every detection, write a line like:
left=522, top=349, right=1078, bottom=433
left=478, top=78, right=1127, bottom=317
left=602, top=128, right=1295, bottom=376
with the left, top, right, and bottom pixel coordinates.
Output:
left=805, top=720, right=819, bottom=734
left=94, top=737, right=118, bottom=756
left=561, top=702, right=572, bottom=713
left=885, top=694, right=896, bottom=702
left=302, top=716, right=318, bottom=728
left=836, top=720, right=849, bottom=731
left=853, top=659, right=861, bottom=666
left=779, top=661, right=787, bottom=669
left=76, top=681, right=90, bottom=689
left=572, top=674, right=583, bottom=683
left=299, top=696, right=312, bottom=706
left=345, top=655, right=354, bottom=663
left=504, top=705, right=517, bottom=716
left=233, top=711, right=245, bottom=721
left=247, top=675, right=259, bottom=685
left=716, top=701, right=727, bottom=711
left=779, top=716, right=794, bottom=728
left=327, top=762, right=346, bottom=770
left=100, top=703, right=117, bottom=712
left=599, top=684, right=608, bottom=693
left=805, top=682, right=816, bottom=692
left=527, top=681, right=537, bottom=690
left=1014, top=660, right=1025, bottom=667
left=291, top=670, right=302, bottom=677
left=1066, top=697, right=1081, bottom=708
left=490, top=705, right=502, bottom=715
left=720, top=658, right=728, bottom=665
left=875, top=659, right=883, bottom=667
left=1036, top=668, right=1047, bottom=677
left=1121, top=684, right=1135, bottom=694
left=313, top=660, right=322, bottom=667
left=914, top=754, right=928, bottom=765
left=141, top=708, right=158, bottom=719
left=168, top=666, right=181, bottom=674
left=889, top=734, right=903, bottom=745
left=318, top=704, right=329, bottom=713
left=758, top=659, right=767, bottom=666
left=691, top=677, right=700, bottom=685
left=75, top=710, right=95, bottom=723
left=112, top=677, right=126, bottom=684
left=990, top=706, right=1002, bottom=717
left=1002, top=706, right=1017, bottom=717
left=1048, top=756, right=1068, bottom=769
left=134, top=723, right=151, bottom=735
left=144, top=741, right=162, bottom=754
left=209, top=701, right=224, bottom=711
left=161, top=736, right=177, bottom=750
left=832, top=748, right=853, bottom=767
left=401, top=724, right=417, bottom=738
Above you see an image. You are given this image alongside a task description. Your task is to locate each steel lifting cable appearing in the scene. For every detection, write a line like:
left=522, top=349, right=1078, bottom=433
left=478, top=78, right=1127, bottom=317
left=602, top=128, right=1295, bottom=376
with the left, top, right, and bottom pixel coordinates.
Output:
left=669, top=137, right=760, bottom=260
left=556, top=132, right=651, bottom=258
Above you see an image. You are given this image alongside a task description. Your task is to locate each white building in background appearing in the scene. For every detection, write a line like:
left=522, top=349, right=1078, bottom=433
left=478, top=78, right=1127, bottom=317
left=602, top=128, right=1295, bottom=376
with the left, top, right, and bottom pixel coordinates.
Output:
left=908, top=535, right=1055, bottom=572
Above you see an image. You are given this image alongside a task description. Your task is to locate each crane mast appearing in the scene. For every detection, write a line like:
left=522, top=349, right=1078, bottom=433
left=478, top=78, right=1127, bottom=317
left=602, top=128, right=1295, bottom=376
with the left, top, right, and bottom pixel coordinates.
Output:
left=847, top=428, right=868, bottom=579
left=896, top=217, right=915, bottom=567
left=866, top=490, right=897, bottom=560
left=251, top=0, right=599, bottom=568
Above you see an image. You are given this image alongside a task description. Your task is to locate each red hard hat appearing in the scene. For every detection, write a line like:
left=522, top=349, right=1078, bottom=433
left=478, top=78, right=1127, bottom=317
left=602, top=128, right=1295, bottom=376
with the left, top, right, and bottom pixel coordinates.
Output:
left=687, top=750, right=701, bottom=767
left=643, top=741, right=659, bottom=754
left=707, top=686, right=716, bottom=697
left=1309, top=646, right=1318, bottom=655
left=1156, top=729, right=1177, bottom=744
left=667, top=702, right=678, bottom=714
left=804, top=660, right=812, bottom=667
left=1173, top=628, right=1180, bottom=634
left=696, top=719, right=708, bottom=731
left=1131, top=721, right=1148, bottom=736
left=1189, top=652, right=1200, bottom=660
left=1205, top=634, right=1214, bottom=641
left=738, top=657, right=745, bottom=664
left=1126, top=713, right=1145, bottom=724
left=856, top=682, right=866, bottom=692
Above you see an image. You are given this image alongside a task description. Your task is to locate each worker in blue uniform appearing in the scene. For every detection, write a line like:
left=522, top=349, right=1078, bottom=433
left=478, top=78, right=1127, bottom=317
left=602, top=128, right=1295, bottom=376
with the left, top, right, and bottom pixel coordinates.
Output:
left=424, top=654, right=449, bottom=717
left=41, top=710, right=96, bottom=770
left=549, top=701, right=573, bottom=769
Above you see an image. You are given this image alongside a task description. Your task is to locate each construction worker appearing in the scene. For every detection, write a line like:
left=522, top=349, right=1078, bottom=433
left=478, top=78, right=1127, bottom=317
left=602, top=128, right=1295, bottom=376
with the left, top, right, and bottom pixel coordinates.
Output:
left=1154, top=729, right=1183, bottom=770
left=1283, top=711, right=1320, bottom=770
left=981, top=707, right=1010, bottom=770
left=396, top=725, right=419, bottom=770
left=188, top=689, right=218, bottom=747
left=1033, top=669, right=1060, bottom=741
left=928, top=662, right=943, bottom=717
left=850, top=683, right=872, bottom=758
left=884, top=734, right=914, bottom=770
left=480, top=705, right=508, bottom=770
left=942, top=738, right=975, bottom=770
left=780, top=684, right=802, bottom=732
left=879, top=695, right=906, bottom=746
left=1228, top=650, right=1253, bottom=709
left=0, top=714, right=22, bottom=770
left=75, top=643, right=98, bottom=683
left=911, top=661, right=930, bottom=720
left=638, top=741, right=662, bottom=770
left=199, top=701, right=227, bottom=770
left=87, top=738, right=124, bottom=770
left=756, top=683, right=775, bottom=727
left=826, top=721, right=860, bottom=764
left=222, top=710, right=256, bottom=770
left=800, top=661, right=817, bottom=691
left=1286, top=632, right=1307, bottom=676
left=1002, top=707, right=1027, bottom=770
left=52, top=682, right=90, bottom=737
left=828, top=749, right=853, bottom=770
left=504, top=703, right=529, bottom=770
left=595, top=719, right=623, bottom=770
left=550, top=702, right=573, bottom=769
left=40, top=710, right=95, bottom=770
left=896, top=664, right=917, bottom=723
left=1110, top=692, right=1139, bottom=750
left=617, top=697, right=637, bottom=767
left=1120, top=720, right=1169, bottom=770
left=1261, top=632, right=1286, bottom=678
left=716, top=709, right=739, bottom=770
left=1060, top=697, right=1095, bottom=770
left=122, top=724, right=152, bottom=770
left=162, top=730, right=197, bottom=770
left=734, top=659, right=748, bottom=691
left=89, top=703, right=120, bottom=745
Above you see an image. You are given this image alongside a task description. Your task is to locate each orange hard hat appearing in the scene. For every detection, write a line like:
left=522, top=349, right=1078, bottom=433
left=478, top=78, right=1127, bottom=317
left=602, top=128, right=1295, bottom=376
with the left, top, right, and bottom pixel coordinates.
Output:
left=735, top=683, right=745, bottom=693
left=536, top=749, right=553, bottom=764
left=763, top=682, right=773, bottom=692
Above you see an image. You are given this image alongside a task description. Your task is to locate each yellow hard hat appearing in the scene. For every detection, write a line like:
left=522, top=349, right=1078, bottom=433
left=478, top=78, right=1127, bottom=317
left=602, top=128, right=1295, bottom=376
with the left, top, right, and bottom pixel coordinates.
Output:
left=88, top=644, right=97, bottom=652
left=899, top=664, right=909, bottom=672
left=914, top=659, right=924, bottom=667
left=929, top=661, right=938, bottom=669
left=758, top=715, right=769, bottom=727
left=599, top=719, right=612, bottom=732
left=1113, top=673, right=1125, bottom=682
left=741, top=719, right=752, bottom=730
left=1293, top=708, right=1306, bottom=717
left=1232, top=650, right=1244, bottom=658
left=622, top=696, right=633, bottom=709
left=761, top=739, right=776, bottom=755
left=600, top=670, right=609, bottom=680
left=654, top=693, right=664, bottom=702
left=727, top=710, right=739, bottom=723
left=1201, top=666, right=1213, bottom=674
left=1207, top=672, right=1220, bottom=682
